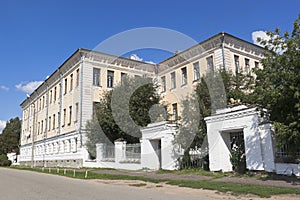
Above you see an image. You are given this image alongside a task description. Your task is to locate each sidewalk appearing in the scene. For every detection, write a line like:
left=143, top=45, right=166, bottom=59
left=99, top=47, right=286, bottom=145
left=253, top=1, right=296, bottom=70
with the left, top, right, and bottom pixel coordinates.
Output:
left=91, top=169, right=300, bottom=189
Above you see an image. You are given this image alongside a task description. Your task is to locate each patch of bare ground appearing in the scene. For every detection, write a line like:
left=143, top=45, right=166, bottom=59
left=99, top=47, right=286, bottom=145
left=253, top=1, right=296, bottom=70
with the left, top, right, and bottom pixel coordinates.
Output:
left=91, top=179, right=300, bottom=200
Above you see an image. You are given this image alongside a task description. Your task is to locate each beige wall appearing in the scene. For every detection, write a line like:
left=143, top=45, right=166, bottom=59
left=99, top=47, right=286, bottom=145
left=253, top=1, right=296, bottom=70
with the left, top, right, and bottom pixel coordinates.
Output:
left=158, top=43, right=263, bottom=120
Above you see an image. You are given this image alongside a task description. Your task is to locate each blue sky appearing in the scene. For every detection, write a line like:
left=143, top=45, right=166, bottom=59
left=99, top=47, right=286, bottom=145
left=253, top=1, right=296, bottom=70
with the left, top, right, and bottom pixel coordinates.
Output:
left=0, top=0, right=299, bottom=132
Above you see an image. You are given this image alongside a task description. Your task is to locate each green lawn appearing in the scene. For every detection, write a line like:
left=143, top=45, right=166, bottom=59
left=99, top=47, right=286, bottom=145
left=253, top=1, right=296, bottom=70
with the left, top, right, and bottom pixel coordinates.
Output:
left=7, top=166, right=300, bottom=198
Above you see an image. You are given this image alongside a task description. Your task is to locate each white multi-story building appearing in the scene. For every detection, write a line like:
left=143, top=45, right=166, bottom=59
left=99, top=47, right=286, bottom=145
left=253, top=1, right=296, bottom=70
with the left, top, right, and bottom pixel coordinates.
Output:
left=19, top=33, right=264, bottom=167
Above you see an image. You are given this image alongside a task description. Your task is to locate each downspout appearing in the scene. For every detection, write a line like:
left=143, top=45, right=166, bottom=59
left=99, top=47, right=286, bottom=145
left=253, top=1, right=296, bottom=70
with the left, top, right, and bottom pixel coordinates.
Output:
left=58, top=70, right=63, bottom=136
left=43, top=84, right=49, bottom=167
left=79, top=55, right=84, bottom=148
left=221, top=32, right=226, bottom=70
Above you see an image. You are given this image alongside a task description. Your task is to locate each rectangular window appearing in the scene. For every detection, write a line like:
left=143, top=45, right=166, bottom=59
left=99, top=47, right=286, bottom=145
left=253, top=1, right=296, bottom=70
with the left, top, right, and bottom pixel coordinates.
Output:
left=42, top=96, right=45, bottom=108
left=193, top=62, right=200, bottom=81
left=63, top=109, right=66, bottom=127
left=181, top=67, right=187, bottom=86
left=53, top=114, right=56, bottom=130
left=68, top=106, right=72, bottom=126
left=93, top=68, right=101, bottom=86
left=38, top=122, right=40, bottom=135
left=234, top=55, right=239, bottom=74
left=54, top=87, right=57, bottom=101
left=76, top=69, right=80, bottom=87
left=41, top=120, right=44, bottom=133
left=206, top=56, right=214, bottom=72
left=57, top=112, right=60, bottom=129
left=64, top=78, right=68, bottom=94
left=245, top=58, right=250, bottom=74
left=161, top=76, right=166, bottom=92
left=70, top=74, right=73, bottom=91
left=121, top=72, right=127, bottom=85
left=75, top=103, right=79, bottom=122
left=107, top=70, right=114, bottom=88
left=48, top=116, right=51, bottom=131
left=255, top=61, right=259, bottom=68
left=172, top=103, right=178, bottom=121
left=49, top=90, right=52, bottom=104
left=171, top=72, right=176, bottom=89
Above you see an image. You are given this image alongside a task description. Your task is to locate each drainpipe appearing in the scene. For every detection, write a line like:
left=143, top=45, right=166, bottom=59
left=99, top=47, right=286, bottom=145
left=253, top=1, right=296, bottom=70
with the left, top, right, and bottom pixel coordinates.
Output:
left=58, top=70, right=63, bottom=136
left=221, top=32, right=226, bottom=70
left=79, top=56, right=84, bottom=148
left=42, top=84, right=49, bottom=167
left=31, top=102, right=36, bottom=168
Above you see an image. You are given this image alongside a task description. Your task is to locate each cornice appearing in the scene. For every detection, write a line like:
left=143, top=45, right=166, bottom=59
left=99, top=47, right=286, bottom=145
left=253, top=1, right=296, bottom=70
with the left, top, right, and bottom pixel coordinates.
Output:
left=205, top=107, right=258, bottom=123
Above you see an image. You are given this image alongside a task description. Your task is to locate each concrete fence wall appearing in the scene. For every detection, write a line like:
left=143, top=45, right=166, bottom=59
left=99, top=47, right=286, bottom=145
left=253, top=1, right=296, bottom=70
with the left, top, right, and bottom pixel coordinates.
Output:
left=83, top=141, right=141, bottom=170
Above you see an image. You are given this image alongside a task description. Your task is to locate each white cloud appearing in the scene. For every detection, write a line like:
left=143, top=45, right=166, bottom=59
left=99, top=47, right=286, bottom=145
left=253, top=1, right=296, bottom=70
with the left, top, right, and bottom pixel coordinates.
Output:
left=129, top=54, right=156, bottom=64
left=15, top=81, right=43, bottom=94
left=0, top=85, right=9, bottom=91
left=0, top=120, right=6, bottom=134
left=129, top=54, right=143, bottom=61
left=252, top=30, right=270, bottom=47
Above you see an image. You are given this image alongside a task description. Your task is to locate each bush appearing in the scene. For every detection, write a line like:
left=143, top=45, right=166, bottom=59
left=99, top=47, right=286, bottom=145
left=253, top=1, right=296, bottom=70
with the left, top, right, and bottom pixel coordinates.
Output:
left=0, top=154, right=12, bottom=166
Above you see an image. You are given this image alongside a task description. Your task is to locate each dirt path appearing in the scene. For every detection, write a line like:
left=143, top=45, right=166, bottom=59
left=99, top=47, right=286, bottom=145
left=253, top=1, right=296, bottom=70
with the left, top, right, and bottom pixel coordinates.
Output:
left=91, top=169, right=300, bottom=189
left=92, top=179, right=300, bottom=200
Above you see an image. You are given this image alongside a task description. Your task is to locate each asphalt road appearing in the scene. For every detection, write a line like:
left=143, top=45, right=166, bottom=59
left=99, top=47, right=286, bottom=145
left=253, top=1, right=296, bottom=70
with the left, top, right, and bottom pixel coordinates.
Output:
left=0, top=168, right=217, bottom=200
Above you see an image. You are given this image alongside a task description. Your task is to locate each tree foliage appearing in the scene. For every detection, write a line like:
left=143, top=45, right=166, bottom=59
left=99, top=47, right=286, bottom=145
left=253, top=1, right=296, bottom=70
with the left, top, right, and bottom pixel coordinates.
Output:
left=85, top=76, right=161, bottom=157
left=175, top=69, right=253, bottom=151
left=0, top=117, right=21, bottom=155
left=252, top=15, right=300, bottom=155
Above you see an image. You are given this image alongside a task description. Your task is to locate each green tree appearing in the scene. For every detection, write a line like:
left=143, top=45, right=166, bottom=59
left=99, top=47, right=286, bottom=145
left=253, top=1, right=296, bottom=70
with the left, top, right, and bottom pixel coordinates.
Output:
left=175, top=69, right=253, bottom=168
left=0, top=117, right=21, bottom=155
left=252, top=15, right=300, bottom=155
left=85, top=76, right=161, bottom=157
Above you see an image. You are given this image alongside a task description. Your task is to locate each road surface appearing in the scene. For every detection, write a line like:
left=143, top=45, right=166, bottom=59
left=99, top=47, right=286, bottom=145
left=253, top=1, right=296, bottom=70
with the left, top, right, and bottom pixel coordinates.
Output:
left=0, top=168, right=297, bottom=200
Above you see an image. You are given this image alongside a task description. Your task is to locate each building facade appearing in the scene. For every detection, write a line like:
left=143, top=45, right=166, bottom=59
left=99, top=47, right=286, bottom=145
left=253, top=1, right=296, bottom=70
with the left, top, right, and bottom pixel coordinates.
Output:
left=19, top=33, right=264, bottom=167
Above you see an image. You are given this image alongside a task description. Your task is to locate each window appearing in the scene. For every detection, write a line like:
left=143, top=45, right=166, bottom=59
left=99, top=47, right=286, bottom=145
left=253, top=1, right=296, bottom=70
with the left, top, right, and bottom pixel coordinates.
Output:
left=63, top=109, right=66, bottom=127
left=181, top=67, right=187, bottom=86
left=121, top=72, right=127, bottom=85
left=245, top=58, right=250, bottom=74
left=172, top=103, right=178, bottom=121
left=41, top=120, right=44, bottom=134
left=68, top=106, right=72, bottom=125
left=49, top=90, right=52, bottom=104
left=93, top=68, right=101, bottom=86
left=54, top=87, right=57, bottom=101
left=234, top=55, right=239, bottom=74
left=70, top=74, right=73, bottom=91
left=42, top=96, right=45, bottom=108
left=161, top=76, right=166, bottom=92
left=53, top=114, right=56, bottom=130
left=64, top=78, right=68, bottom=94
left=76, top=69, right=80, bottom=87
left=255, top=61, right=259, bottom=68
left=38, top=122, right=40, bottom=135
left=107, top=70, right=114, bottom=88
left=48, top=116, right=51, bottom=131
left=206, top=56, right=214, bottom=72
left=171, top=72, right=176, bottom=89
left=75, top=103, right=79, bottom=122
left=193, top=62, right=200, bottom=81
left=57, top=112, right=60, bottom=128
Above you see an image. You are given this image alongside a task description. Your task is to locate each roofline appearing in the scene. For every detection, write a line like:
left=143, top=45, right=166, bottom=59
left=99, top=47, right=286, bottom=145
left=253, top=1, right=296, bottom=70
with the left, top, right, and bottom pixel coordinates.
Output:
left=159, top=32, right=265, bottom=64
left=20, top=48, right=155, bottom=107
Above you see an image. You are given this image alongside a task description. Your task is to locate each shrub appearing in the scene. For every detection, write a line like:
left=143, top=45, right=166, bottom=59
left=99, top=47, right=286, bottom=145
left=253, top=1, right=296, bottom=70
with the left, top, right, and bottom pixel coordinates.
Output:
left=0, top=154, right=12, bottom=166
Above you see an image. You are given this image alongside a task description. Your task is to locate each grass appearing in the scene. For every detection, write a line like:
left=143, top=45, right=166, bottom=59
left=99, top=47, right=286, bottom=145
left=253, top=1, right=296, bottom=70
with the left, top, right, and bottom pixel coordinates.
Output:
left=157, top=168, right=228, bottom=178
left=7, top=166, right=300, bottom=198
left=166, top=179, right=300, bottom=198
